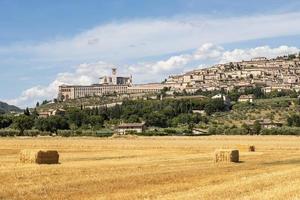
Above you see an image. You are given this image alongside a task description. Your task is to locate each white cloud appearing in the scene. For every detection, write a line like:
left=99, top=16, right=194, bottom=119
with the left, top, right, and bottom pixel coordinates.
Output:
left=6, top=62, right=114, bottom=107
left=3, top=10, right=300, bottom=108
left=128, top=43, right=222, bottom=75
left=220, top=45, right=300, bottom=63
left=9, top=43, right=300, bottom=108
left=1, top=12, right=300, bottom=64
left=193, top=43, right=224, bottom=60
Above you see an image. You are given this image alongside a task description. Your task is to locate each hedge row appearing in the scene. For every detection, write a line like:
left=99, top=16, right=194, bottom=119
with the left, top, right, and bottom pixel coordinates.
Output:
left=208, top=126, right=300, bottom=135
left=0, top=129, right=51, bottom=137
left=0, top=129, right=114, bottom=137
left=134, top=128, right=193, bottom=136
left=261, top=127, right=300, bottom=135
left=2, top=127, right=299, bottom=137
left=208, top=126, right=248, bottom=135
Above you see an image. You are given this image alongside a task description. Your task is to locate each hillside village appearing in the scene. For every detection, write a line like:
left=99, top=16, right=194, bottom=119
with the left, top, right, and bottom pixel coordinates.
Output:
left=3, top=53, right=300, bottom=137
left=165, top=54, right=300, bottom=94
left=3, top=2, right=300, bottom=199
left=58, top=53, right=300, bottom=103
left=15, top=53, right=297, bottom=136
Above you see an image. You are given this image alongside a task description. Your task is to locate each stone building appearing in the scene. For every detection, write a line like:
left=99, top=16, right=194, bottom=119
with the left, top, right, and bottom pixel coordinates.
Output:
left=58, top=68, right=166, bottom=101
left=116, top=122, right=146, bottom=134
left=238, top=94, right=255, bottom=103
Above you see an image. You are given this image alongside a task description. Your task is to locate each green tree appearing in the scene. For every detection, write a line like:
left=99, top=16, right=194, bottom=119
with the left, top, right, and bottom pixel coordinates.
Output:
left=188, top=122, right=195, bottom=132
left=42, top=100, right=50, bottom=105
left=31, top=108, right=39, bottom=119
left=35, top=118, right=49, bottom=132
left=88, top=115, right=104, bottom=128
left=252, top=87, right=264, bottom=98
left=0, top=115, right=13, bottom=129
left=24, top=107, right=30, bottom=116
left=287, top=114, right=300, bottom=127
left=253, top=120, right=261, bottom=135
left=204, top=98, right=226, bottom=115
left=241, top=123, right=251, bottom=134
left=126, top=115, right=141, bottom=123
left=13, top=115, right=34, bottom=135
left=145, top=112, right=167, bottom=127
left=35, top=116, right=69, bottom=133
left=67, top=108, right=88, bottom=128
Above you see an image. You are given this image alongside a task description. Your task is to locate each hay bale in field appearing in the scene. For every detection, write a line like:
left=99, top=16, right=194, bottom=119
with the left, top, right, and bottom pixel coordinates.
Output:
left=214, top=149, right=239, bottom=163
left=236, top=145, right=255, bottom=152
left=20, top=149, right=59, bottom=164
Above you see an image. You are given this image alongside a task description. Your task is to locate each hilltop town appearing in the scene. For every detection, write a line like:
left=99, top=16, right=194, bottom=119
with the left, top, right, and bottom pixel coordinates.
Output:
left=165, top=53, right=300, bottom=94
left=5, top=52, right=300, bottom=138
left=58, top=53, right=300, bottom=101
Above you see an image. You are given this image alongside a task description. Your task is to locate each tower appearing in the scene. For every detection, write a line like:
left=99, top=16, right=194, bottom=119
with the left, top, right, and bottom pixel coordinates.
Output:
left=112, top=68, right=117, bottom=76
left=112, top=68, right=117, bottom=85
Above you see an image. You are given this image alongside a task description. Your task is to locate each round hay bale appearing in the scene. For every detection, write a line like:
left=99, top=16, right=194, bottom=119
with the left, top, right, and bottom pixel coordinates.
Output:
left=20, top=149, right=59, bottom=164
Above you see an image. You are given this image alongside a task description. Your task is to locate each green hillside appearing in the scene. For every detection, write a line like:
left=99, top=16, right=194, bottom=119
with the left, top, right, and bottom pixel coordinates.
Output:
left=0, top=101, right=22, bottom=114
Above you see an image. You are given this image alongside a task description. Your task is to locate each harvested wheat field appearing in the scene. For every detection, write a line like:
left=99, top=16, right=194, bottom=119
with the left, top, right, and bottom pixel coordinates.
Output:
left=0, top=136, right=299, bottom=200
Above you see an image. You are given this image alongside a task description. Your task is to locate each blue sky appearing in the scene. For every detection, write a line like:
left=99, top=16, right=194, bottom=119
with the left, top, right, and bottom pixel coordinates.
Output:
left=1, top=0, right=300, bottom=107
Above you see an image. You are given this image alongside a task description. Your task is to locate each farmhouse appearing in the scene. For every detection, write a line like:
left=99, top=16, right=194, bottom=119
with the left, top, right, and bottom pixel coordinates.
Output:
left=116, top=122, right=146, bottom=134
left=246, top=119, right=283, bottom=129
left=238, top=94, right=255, bottom=103
left=259, top=119, right=283, bottom=129
left=212, top=94, right=231, bottom=106
left=192, top=110, right=206, bottom=115
left=38, top=109, right=66, bottom=118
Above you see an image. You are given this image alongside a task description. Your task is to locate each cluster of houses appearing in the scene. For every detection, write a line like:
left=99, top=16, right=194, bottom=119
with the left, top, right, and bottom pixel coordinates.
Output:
left=58, top=54, right=300, bottom=103
left=166, top=55, right=300, bottom=94
left=52, top=55, right=300, bottom=134
left=245, top=119, right=283, bottom=129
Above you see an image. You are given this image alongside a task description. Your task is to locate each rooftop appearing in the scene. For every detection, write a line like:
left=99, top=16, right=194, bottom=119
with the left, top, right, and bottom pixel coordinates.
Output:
left=117, top=122, right=146, bottom=128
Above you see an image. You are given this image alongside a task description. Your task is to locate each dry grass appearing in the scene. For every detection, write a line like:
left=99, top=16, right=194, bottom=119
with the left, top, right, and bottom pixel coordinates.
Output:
left=236, top=144, right=256, bottom=152
left=0, top=136, right=299, bottom=200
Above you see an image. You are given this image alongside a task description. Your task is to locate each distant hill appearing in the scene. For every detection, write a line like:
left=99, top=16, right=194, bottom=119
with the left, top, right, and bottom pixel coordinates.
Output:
left=0, top=101, right=22, bottom=114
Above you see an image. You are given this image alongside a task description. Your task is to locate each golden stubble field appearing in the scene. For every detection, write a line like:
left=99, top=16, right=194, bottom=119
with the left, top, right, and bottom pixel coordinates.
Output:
left=0, top=136, right=299, bottom=200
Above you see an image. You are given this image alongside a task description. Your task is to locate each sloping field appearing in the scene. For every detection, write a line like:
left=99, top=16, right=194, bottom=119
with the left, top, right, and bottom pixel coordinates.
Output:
left=0, top=136, right=299, bottom=200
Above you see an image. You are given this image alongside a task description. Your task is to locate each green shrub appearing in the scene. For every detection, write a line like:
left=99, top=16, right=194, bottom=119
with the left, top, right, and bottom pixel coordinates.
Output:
left=182, top=129, right=193, bottom=134
left=261, top=127, right=300, bottom=135
left=0, top=129, right=18, bottom=137
left=57, top=130, right=73, bottom=137
left=164, top=128, right=177, bottom=134
left=23, top=130, right=39, bottom=137
left=224, top=127, right=247, bottom=135
left=137, top=130, right=168, bottom=136
left=95, top=130, right=114, bottom=137
left=57, top=129, right=114, bottom=137
left=125, top=130, right=138, bottom=135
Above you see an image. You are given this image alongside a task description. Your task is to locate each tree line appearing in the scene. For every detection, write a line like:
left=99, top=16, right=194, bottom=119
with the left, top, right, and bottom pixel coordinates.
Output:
left=0, top=98, right=227, bottom=135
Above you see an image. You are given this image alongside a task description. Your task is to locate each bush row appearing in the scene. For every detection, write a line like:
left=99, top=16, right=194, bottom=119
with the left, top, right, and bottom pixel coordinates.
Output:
left=0, top=129, right=114, bottom=137
left=134, top=128, right=193, bottom=136
left=2, top=127, right=299, bottom=136
left=208, top=125, right=300, bottom=135
left=260, top=127, right=300, bottom=135
left=208, top=126, right=248, bottom=135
